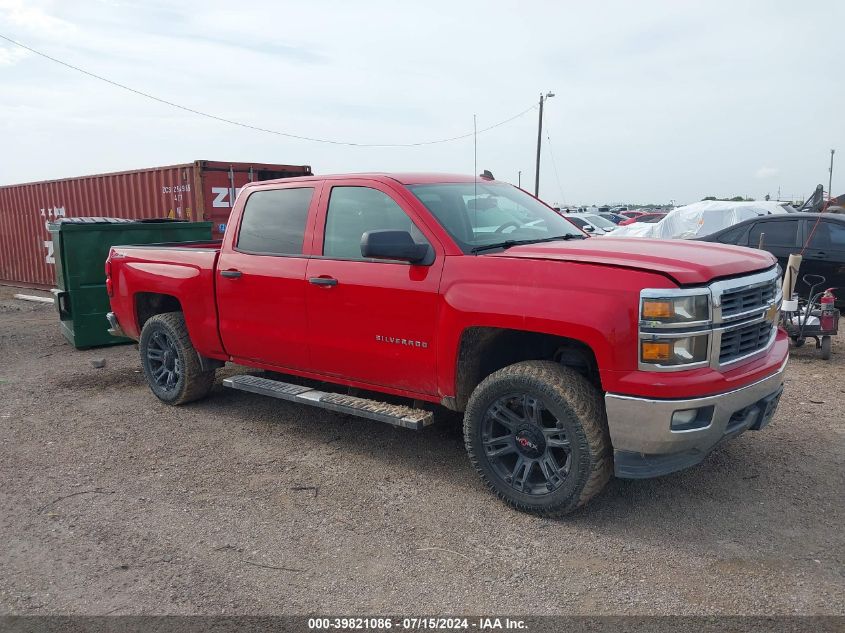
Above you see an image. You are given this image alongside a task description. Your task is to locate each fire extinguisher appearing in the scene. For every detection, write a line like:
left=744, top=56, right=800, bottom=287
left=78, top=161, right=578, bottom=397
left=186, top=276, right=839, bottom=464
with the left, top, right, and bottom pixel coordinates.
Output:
left=820, top=288, right=836, bottom=331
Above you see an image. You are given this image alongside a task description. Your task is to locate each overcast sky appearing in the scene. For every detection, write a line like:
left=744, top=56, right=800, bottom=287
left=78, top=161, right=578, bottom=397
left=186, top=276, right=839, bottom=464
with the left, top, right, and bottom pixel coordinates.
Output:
left=1, top=0, right=842, bottom=205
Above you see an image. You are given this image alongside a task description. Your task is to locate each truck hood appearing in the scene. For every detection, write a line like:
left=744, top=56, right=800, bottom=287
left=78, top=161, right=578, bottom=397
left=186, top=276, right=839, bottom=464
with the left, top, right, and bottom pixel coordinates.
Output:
left=494, top=237, right=776, bottom=286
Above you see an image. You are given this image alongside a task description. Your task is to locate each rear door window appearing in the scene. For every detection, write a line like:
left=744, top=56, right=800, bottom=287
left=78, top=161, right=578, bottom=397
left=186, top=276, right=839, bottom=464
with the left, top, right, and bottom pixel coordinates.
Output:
left=748, top=220, right=798, bottom=248
left=237, top=187, right=314, bottom=255
left=807, top=220, right=845, bottom=250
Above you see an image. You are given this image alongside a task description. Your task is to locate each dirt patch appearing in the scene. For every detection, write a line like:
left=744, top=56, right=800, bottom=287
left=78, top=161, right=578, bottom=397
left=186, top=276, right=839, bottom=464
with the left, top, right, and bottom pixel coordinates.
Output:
left=0, top=284, right=842, bottom=616
left=50, top=366, right=146, bottom=391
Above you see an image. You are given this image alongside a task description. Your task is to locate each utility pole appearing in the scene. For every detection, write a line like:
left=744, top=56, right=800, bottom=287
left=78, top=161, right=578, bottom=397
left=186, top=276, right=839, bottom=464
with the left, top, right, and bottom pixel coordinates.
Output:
left=534, top=91, right=554, bottom=197
left=829, top=149, right=836, bottom=207
left=518, top=170, right=522, bottom=189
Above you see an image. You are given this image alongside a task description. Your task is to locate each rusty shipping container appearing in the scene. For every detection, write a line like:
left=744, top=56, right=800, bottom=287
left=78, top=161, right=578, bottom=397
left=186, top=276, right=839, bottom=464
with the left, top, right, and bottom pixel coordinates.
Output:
left=0, top=160, right=312, bottom=287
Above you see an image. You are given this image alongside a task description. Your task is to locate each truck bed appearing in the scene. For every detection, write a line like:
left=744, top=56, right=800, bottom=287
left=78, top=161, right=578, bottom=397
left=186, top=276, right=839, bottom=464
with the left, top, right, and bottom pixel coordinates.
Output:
left=107, top=241, right=223, bottom=354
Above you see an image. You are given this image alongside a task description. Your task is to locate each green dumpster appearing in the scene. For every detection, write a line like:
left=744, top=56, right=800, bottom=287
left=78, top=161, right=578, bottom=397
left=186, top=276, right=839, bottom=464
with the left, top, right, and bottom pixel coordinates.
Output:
left=48, top=218, right=213, bottom=349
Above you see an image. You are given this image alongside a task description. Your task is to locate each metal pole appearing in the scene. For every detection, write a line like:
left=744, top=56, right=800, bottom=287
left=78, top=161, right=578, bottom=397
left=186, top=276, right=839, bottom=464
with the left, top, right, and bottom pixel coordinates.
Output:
left=829, top=149, right=835, bottom=207
left=228, top=165, right=236, bottom=208
left=534, top=94, right=544, bottom=197
left=518, top=170, right=522, bottom=188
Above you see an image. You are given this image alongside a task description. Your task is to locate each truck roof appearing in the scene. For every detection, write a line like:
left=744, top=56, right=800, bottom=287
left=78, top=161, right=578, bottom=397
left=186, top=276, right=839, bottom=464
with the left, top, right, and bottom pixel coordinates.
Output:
left=249, top=173, right=494, bottom=187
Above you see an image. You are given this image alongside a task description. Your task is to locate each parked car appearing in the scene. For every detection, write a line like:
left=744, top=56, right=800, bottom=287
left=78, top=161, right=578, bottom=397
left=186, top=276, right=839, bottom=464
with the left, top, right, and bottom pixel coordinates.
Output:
left=699, top=212, right=845, bottom=304
left=599, top=212, right=628, bottom=225
left=107, top=173, right=787, bottom=516
left=563, top=213, right=616, bottom=234
left=613, top=200, right=791, bottom=240
left=619, top=213, right=667, bottom=226
left=583, top=213, right=620, bottom=233
left=620, top=210, right=647, bottom=219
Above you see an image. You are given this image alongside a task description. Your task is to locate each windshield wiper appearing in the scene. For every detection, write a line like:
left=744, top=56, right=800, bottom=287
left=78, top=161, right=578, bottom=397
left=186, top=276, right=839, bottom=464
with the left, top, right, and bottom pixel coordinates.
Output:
left=470, top=234, right=586, bottom=254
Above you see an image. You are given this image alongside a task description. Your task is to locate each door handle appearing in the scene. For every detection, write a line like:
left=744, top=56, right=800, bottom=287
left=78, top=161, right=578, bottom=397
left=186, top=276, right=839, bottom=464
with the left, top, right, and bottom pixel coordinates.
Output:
left=309, top=276, right=338, bottom=287
left=220, top=269, right=243, bottom=278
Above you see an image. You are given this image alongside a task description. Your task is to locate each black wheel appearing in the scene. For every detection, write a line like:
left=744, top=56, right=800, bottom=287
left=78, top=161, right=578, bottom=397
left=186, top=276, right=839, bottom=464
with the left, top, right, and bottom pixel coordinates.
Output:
left=821, top=336, right=832, bottom=360
left=464, top=361, right=612, bottom=516
left=139, top=312, right=215, bottom=405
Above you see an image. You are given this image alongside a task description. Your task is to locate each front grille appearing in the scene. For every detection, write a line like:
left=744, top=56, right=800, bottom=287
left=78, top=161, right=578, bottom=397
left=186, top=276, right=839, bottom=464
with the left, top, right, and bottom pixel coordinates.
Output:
left=720, top=280, right=777, bottom=319
left=719, top=321, right=774, bottom=364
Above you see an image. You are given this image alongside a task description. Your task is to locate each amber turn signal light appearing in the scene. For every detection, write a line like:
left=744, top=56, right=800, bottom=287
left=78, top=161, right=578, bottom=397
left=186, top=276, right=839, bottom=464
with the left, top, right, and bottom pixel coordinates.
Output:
left=642, top=299, right=673, bottom=319
left=641, top=341, right=672, bottom=361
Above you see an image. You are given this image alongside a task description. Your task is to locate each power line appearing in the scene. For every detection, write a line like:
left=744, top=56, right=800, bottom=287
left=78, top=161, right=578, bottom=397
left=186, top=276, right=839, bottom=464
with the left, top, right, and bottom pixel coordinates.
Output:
left=0, top=33, right=537, bottom=147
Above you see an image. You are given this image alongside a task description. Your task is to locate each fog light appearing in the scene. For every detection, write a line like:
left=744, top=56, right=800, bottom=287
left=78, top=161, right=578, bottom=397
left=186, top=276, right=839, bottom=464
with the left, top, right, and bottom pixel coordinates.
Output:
left=670, top=406, right=714, bottom=431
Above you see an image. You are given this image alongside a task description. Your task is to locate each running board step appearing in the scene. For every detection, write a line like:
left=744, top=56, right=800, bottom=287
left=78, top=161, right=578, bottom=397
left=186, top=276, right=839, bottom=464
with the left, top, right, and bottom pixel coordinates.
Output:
left=222, top=375, right=434, bottom=430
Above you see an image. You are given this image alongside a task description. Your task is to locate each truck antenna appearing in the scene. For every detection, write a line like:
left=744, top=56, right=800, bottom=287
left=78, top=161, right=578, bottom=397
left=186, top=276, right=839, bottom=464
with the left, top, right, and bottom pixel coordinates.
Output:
left=474, top=114, right=478, bottom=226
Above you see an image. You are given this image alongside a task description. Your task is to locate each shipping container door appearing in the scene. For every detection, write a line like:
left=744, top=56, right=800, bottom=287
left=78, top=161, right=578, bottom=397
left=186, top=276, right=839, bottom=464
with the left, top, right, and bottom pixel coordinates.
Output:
left=201, top=165, right=312, bottom=240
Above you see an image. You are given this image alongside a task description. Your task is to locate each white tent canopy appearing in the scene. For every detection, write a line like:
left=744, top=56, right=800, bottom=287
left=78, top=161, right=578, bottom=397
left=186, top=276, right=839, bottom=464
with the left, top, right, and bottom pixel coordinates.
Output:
left=611, top=200, right=794, bottom=240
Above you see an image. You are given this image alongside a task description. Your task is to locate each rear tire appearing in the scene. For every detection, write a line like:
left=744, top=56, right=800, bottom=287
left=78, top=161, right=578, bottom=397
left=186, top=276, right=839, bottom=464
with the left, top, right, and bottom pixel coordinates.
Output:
left=139, top=312, right=215, bottom=405
left=821, top=335, right=832, bottom=360
left=463, top=361, right=612, bottom=516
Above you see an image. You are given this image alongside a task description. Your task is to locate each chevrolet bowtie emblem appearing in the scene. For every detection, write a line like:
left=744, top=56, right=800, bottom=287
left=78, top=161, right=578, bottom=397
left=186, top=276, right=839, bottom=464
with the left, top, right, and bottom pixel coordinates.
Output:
left=766, top=303, right=779, bottom=323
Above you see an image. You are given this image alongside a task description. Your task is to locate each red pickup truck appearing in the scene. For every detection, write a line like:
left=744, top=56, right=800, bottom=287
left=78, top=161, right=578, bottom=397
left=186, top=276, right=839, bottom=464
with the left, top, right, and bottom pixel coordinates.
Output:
left=106, top=173, right=787, bottom=515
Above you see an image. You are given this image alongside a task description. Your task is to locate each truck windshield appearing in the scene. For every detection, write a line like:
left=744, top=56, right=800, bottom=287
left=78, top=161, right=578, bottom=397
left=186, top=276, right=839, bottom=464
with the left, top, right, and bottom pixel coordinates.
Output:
left=408, top=182, right=584, bottom=253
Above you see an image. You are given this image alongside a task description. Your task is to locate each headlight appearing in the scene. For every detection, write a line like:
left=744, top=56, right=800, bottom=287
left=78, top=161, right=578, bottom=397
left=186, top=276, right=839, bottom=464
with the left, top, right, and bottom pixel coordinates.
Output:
left=640, top=335, right=709, bottom=366
left=639, top=288, right=713, bottom=370
left=641, top=293, right=710, bottom=324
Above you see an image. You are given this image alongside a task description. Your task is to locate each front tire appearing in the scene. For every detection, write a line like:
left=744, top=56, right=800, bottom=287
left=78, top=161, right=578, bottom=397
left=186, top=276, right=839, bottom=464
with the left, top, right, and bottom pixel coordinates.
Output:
left=464, top=361, right=612, bottom=516
left=139, top=312, right=215, bottom=405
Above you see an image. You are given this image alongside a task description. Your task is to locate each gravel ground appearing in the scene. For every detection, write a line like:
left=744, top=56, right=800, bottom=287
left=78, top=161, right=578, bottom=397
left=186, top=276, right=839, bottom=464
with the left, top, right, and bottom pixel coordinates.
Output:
left=0, top=284, right=842, bottom=616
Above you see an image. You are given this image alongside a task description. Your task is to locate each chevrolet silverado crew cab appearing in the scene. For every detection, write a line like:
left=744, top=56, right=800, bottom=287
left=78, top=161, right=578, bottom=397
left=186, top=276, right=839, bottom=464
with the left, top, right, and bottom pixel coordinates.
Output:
left=106, top=173, right=787, bottom=516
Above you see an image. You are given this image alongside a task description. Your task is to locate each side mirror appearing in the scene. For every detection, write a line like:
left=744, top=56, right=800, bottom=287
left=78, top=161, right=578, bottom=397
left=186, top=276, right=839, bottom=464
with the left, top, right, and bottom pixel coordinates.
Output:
left=583, top=225, right=595, bottom=233
left=361, top=230, right=431, bottom=264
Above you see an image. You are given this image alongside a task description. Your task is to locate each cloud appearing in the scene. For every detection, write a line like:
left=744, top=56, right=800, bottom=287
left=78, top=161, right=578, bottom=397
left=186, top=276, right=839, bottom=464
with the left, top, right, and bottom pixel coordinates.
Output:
left=0, top=0, right=74, bottom=36
left=0, top=0, right=75, bottom=67
left=0, top=44, right=27, bottom=65
left=755, top=166, right=779, bottom=179
left=0, top=0, right=842, bottom=204
left=185, top=34, right=328, bottom=65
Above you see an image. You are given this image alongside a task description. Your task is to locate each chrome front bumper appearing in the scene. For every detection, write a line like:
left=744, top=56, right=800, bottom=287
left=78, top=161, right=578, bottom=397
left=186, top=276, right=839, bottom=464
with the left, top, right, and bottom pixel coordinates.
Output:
left=605, top=359, right=787, bottom=478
